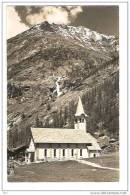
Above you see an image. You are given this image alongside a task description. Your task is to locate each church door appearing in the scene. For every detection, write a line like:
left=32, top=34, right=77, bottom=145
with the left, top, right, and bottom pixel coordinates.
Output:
left=30, top=152, right=34, bottom=162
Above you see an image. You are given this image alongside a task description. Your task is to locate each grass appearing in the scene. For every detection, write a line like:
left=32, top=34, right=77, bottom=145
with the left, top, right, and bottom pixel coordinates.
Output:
left=8, top=152, right=119, bottom=182
left=84, top=152, right=119, bottom=168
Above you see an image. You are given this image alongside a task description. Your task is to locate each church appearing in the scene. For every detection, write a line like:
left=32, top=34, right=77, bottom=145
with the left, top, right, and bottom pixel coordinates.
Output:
left=25, top=97, right=101, bottom=163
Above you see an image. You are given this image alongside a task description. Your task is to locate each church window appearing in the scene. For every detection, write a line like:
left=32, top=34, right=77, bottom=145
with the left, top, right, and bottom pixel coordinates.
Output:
left=75, top=119, right=77, bottom=123
left=93, top=154, right=96, bottom=157
left=80, top=149, right=82, bottom=156
left=54, top=149, right=56, bottom=157
left=63, top=149, right=65, bottom=156
left=79, top=118, right=81, bottom=122
left=82, top=118, right=84, bottom=122
left=44, top=149, right=47, bottom=157
left=71, top=149, right=74, bottom=156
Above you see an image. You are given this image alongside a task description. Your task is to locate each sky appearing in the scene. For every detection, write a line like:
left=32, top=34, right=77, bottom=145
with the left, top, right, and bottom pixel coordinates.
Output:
left=6, top=5, right=119, bottom=39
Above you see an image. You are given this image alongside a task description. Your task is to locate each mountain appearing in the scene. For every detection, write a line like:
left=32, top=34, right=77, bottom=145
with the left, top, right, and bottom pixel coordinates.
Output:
left=7, top=21, right=119, bottom=149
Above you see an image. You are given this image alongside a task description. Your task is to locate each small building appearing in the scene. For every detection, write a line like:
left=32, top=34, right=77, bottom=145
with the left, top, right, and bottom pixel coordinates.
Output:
left=8, top=144, right=27, bottom=161
left=25, top=97, right=101, bottom=163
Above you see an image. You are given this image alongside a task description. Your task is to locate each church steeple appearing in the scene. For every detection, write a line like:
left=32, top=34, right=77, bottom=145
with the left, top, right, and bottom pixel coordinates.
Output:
left=75, top=96, right=87, bottom=117
left=74, top=96, right=88, bottom=132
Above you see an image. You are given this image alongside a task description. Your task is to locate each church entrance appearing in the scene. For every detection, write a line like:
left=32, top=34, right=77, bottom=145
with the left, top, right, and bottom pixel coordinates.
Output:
left=30, top=152, right=34, bottom=162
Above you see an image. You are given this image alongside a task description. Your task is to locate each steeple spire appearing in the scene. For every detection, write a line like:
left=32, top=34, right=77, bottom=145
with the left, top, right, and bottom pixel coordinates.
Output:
left=75, top=96, right=88, bottom=117
left=74, top=96, right=88, bottom=132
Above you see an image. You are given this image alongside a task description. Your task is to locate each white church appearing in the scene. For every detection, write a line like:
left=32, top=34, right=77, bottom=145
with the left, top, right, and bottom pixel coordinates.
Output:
left=25, top=97, right=101, bottom=163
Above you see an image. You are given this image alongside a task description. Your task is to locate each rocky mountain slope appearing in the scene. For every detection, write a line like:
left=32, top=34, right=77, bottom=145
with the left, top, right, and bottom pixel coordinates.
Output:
left=7, top=22, right=119, bottom=149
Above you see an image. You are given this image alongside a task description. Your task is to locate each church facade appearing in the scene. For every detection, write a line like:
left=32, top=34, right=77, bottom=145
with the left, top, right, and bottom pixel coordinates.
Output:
left=25, top=97, right=101, bottom=163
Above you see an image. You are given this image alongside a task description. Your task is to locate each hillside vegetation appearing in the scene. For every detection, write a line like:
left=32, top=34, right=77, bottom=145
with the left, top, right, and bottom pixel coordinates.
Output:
left=7, top=22, right=119, bottom=149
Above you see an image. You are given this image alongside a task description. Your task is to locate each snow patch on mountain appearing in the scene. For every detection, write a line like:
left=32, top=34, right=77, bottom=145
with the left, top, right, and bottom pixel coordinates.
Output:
left=40, top=23, right=117, bottom=53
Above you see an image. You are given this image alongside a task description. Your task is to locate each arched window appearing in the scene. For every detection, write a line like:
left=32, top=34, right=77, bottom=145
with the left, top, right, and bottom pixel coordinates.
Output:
left=75, top=118, right=77, bottom=123
left=79, top=118, right=81, bottom=122
left=71, top=149, right=74, bottom=156
left=63, top=149, right=65, bottom=157
left=54, top=149, right=56, bottom=157
left=93, top=154, right=96, bottom=158
left=82, top=118, right=84, bottom=122
left=80, top=149, right=82, bottom=156
left=44, top=149, right=47, bottom=157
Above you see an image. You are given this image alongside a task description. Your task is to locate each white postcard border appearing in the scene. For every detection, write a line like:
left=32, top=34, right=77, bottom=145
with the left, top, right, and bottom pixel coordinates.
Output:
left=1, top=1, right=128, bottom=192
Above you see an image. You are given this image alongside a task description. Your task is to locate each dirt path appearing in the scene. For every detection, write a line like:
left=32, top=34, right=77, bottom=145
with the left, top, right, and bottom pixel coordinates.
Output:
left=77, top=159, right=119, bottom=171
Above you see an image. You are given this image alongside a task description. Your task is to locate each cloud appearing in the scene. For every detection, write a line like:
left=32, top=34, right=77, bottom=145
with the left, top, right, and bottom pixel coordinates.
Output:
left=7, top=6, right=83, bottom=38
left=26, top=6, right=70, bottom=25
left=15, top=6, right=83, bottom=26
left=70, top=6, right=83, bottom=19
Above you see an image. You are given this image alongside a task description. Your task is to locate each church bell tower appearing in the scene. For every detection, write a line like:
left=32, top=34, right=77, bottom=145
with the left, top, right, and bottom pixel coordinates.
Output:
left=74, top=96, right=88, bottom=132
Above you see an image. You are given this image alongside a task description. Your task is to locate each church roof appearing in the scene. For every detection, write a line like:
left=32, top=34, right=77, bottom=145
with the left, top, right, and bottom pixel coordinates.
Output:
left=87, top=145, right=100, bottom=150
left=75, top=96, right=88, bottom=117
left=31, top=128, right=101, bottom=150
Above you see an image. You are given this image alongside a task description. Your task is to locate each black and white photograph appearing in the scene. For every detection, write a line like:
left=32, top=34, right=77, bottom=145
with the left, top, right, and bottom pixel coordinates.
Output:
left=0, top=0, right=128, bottom=193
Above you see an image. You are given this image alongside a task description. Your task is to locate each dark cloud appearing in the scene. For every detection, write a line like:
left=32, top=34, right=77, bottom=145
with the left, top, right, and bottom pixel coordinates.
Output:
left=15, top=6, right=30, bottom=26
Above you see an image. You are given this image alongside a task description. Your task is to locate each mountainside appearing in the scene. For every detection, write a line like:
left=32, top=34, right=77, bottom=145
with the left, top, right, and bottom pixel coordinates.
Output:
left=7, top=22, right=119, bottom=149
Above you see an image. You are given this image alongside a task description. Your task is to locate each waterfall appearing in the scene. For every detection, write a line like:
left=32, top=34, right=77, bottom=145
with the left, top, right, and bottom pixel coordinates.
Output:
left=56, top=77, right=62, bottom=97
